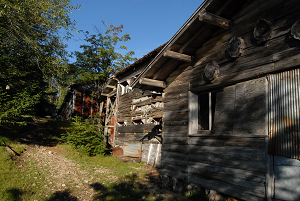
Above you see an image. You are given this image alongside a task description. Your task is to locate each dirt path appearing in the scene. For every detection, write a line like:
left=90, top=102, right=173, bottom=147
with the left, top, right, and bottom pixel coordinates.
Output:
left=14, top=118, right=190, bottom=201
left=19, top=144, right=184, bottom=201
left=21, top=145, right=108, bottom=200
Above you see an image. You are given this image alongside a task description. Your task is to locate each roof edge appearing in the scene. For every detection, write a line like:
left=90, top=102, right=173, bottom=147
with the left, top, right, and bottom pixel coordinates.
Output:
left=130, top=0, right=214, bottom=89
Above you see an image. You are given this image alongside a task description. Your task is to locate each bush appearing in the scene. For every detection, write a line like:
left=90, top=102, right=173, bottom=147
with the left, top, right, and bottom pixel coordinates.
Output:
left=62, top=116, right=106, bottom=156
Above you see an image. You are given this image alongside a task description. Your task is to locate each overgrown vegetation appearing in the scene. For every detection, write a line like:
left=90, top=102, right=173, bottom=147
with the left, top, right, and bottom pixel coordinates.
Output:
left=0, top=0, right=81, bottom=128
left=0, top=116, right=218, bottom=201
left=61, top=115, right=106, bottom=156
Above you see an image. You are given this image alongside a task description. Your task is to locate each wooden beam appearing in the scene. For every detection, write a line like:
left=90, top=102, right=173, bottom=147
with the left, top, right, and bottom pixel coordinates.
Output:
left=139, top=78, right=166, bottom=88
left=106, top=85, right=116, bottom=89
left=153, top=59, right=174, bottom=80
left=163, top=50, right=192, bottom=63
left=199, top=9, right=232, bottom=29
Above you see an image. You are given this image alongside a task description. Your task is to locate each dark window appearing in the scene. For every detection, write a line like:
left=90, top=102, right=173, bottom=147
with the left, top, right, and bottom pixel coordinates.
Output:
left=198, top=92, right=216, bottom=130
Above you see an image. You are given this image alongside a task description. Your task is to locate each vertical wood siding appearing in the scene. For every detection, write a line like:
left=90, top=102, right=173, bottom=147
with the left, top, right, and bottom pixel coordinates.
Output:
left=268, top=69, right=300, bottom=159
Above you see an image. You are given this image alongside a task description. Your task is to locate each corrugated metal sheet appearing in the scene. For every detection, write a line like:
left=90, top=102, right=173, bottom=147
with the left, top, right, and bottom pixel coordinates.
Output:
left=268, top=69, right=300, bottom=159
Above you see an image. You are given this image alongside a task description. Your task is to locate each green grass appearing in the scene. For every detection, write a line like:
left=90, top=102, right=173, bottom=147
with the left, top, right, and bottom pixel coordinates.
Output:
left=60, top=144, right=147, bottom=178
left=1, top=117, right=206, bottom=201
left=0, top=143, right=50, bottom=201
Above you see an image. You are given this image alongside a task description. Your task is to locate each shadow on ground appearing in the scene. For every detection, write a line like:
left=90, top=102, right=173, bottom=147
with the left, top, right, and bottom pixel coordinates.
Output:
left=5, top=188, right=24, bottom=201
left=47, top=190, right=78, bottom=201
left=90, top=174, right=152, bottom=201
left=0, top=116, right=70, bottom=147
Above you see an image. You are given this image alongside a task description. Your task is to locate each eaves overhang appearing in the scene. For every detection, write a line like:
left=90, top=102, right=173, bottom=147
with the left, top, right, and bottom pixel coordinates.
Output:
left=130, top=0, right=247, bottom=91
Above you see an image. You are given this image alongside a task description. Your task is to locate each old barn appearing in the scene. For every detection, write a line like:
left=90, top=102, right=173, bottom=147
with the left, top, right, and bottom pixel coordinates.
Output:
left=58, top=84, right=98, bottom=121
left=126, top=0, right=300, bottom=200
left=101, top=45, right=164, bottom=166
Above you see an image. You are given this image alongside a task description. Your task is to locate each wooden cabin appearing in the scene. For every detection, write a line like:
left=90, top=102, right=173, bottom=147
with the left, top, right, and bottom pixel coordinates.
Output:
left=58, top=84, right=98, bottom=120
left=129, top=0, right=300, bottom=200
left=100, top=45, right=165, bottom=166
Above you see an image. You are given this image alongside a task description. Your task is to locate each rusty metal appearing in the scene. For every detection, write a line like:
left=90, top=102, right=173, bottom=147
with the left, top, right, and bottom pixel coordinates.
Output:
left=268, top=69, right=300, bottom=159
left=123, top=142, right=142, bottom=157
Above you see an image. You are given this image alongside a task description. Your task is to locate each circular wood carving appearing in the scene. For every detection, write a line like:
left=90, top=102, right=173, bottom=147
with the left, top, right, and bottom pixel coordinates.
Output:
left=204, top=60, right=219, bottom=81
left=291, top=20, right=300, bottom=40
left=253, top=18, right=273, bottom=43
left=227, top=36, right=245, bottom=58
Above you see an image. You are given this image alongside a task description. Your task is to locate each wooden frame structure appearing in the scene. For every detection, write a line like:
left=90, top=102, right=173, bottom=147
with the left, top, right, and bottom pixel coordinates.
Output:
left=127, top=0, right=300, bottom=200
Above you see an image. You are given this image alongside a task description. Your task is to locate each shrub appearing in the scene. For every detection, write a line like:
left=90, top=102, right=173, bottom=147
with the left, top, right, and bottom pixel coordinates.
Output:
left=62, top=115, right=106, bottom=156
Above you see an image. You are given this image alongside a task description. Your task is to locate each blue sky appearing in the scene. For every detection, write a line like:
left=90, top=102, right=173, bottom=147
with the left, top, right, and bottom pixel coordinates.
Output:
left=65, top=0, right=204, bottom=63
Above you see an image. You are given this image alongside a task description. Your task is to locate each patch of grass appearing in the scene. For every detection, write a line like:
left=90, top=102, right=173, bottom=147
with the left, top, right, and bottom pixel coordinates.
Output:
left=59, top=144, right=147, bottom=178
left=0, top=144, right=49, bottom=201
left=188, top=189, right=209, bottom=201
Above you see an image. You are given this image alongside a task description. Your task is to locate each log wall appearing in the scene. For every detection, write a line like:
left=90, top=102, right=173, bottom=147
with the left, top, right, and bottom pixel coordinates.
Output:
left=160, top=0, right=300, bottom=200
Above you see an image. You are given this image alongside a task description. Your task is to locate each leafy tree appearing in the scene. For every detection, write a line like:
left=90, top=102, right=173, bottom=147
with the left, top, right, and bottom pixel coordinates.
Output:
left=73, top=22, right=137, bottom=89
left=0, top=0, right=80, bottom=129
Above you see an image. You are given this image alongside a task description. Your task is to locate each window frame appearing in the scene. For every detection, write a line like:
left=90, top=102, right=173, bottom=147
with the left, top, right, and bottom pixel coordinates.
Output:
left=188, top=91, right=215, bottom=135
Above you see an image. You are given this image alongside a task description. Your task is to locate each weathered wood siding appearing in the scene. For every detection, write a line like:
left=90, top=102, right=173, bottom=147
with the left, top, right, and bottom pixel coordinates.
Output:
left=116, top=90, right=163, bottom=157
left=160, top=0, right=300, bottom=200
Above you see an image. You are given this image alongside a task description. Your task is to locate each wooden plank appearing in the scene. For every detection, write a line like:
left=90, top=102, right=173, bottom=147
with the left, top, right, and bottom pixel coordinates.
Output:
left=188, top=91, right=198, bottom=134
left=188, top=162, right=265, bottom=183
left=163, top=92, right=188, bottom=103
left=188, top=164, right=266, bottom=195
left=233, top=77, right=267, bottom=135
left=163, top=125, right=188, bottom=134
left=117, top=124, right=156, bottom=133
left=164, top=82, right=189, bottom=93
left=163, top=110, right=189, bottom=121
left=188, top=146, right=265, bottom=163
left=163, top=137, right=188, bottom=145
left=163, top=97, right=188, bottom=112
left=188, top=175, right=264, bottom=201
left=162, top=151, right=189, bottom=161
left=161, top=144, right=189, bottom=154
left=164, top=120, right=188, bottom=127
left=188, top=136, right=266, bottom=149
left=163, top=50, right=192, bottom=63
left=139, top=78, right=166, bottom=88
left=163, top=132, right=187, bottom=137
left=187, top=151, right=265, bottom=174
left=198, top=9, right=232, bottom=29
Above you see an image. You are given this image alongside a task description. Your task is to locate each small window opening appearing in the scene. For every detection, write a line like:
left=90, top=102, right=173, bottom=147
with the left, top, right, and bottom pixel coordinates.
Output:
left=198, top=92, right=216, bottom=130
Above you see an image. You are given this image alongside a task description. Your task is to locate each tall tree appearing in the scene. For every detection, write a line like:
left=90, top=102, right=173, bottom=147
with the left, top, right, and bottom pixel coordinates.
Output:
left=73, top=22, right=137, bottom=89
left=0, top=0, right=80, bottom=128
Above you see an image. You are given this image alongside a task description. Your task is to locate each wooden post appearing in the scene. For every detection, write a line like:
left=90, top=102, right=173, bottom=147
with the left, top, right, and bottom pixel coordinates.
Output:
left=104, top=96, right=110, bottom=143
left=113, top=83, right=120, bottom=147
left=291, top=20, right=300, bottom=40
left=139, top=78, right=167, bottom=88
left=227, top=36, right=244, bottom=58
left=199, top=9, right=232, bottom=29
left=204, top=60, right=220, bottom=82
left=188, top=91, right=198, bottom=134
left=253, top=18, right=273, bottom=43
left=163, top=50, right=192, bottom=63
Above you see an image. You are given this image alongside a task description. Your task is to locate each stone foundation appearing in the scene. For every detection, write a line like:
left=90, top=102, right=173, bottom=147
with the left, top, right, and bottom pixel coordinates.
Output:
left=160, top=175, right=240, bottom=201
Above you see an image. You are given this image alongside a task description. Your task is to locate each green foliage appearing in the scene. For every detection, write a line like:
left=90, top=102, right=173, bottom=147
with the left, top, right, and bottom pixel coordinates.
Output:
left=62, top=116, right=106, bottom=156
left=0, top=0, right=80, bottom=127
left=73, top=22, right=137, bottom=88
